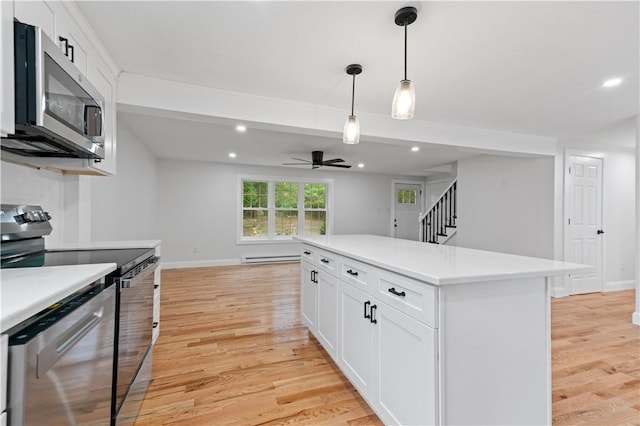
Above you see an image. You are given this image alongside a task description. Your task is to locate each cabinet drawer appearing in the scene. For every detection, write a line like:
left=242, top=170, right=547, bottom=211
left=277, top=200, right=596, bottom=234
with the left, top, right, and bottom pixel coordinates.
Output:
left=339, top=258, right=374, bottom=293
left=377, top=272, right=437, bottom=328
left=301, top=246, right=316, bottom=264
left=316, top=249, right=338, bottom=277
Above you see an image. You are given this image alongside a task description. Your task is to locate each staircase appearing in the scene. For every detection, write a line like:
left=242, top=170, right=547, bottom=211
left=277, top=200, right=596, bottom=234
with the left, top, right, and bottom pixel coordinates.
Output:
left=420, top=180, right=457, bottom=244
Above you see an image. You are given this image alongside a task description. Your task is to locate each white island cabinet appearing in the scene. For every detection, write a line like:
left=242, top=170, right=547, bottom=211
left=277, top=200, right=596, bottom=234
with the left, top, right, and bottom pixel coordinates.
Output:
left=296, top=234, right=590, bottom=426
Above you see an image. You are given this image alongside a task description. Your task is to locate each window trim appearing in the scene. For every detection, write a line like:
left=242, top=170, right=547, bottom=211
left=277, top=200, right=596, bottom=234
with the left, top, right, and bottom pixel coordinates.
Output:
left=237, top=174, right=333, bottom=244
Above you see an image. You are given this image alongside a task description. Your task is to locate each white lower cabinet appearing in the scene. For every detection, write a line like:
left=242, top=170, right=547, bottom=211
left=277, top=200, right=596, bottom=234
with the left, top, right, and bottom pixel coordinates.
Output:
left=338, top=280, right=437, bottom=425
left=300, top=259, right=317, bottom=331
left=301, top=258, right=338, bottom=357
left=338, top=281, right=375, bottom=400
left=375, top=302, right=437, bottom=426
left=304, top=245, right=439, bottom=425
left=316, top=272, right=338, bottom=357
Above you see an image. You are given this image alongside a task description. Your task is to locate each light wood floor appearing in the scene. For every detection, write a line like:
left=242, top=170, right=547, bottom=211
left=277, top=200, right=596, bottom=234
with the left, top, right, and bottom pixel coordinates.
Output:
left=134, top=264, right=639, bottom=426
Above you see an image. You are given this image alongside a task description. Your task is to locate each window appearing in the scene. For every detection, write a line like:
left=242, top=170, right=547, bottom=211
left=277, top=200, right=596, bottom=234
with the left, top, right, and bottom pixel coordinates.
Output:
left=396, top=189, right=417, bottom=205
left=240, top=177, right=330, bottom=241
left=304, top=183, right=326, bottom=236
left=242, top=181, right=268, bottom=237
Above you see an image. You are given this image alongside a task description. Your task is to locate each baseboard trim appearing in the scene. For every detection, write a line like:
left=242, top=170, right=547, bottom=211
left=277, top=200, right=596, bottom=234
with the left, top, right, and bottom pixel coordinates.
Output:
left=603, top=280, right=636, bottom=292
left=633, top=312, right=640, bottom=326
left=551, top=287, right=570, bottom=298
left=162, top=258, right=241, bottom=270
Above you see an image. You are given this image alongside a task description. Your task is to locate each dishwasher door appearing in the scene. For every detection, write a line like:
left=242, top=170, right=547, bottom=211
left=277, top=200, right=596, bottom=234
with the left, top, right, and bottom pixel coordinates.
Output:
left=8, top=284, right=116, bottom=426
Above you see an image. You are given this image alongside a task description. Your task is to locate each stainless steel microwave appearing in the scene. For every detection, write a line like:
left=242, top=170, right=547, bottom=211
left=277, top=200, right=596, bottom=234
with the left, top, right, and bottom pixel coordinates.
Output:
left=1, top=21, right=105, bottom=160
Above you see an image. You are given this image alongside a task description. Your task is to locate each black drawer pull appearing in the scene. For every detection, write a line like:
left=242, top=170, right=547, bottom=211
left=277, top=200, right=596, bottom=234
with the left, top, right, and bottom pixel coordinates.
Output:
left=320, top=258, right=329, bottom=264
left=346, top=269, right=359, bottom=277
left=304, top=250, right=311, bottom=255
left=370, top=305, right=377, bottom=324
left=364, top=300, right=371, bottom=319
left=388, top=287, right=406, bottom=297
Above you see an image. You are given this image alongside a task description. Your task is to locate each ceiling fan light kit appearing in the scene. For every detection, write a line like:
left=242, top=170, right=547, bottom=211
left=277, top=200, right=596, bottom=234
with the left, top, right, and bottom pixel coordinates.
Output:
left=391, top=6, right=418, bottom=120
left=343, top=64, right=363, bottom=145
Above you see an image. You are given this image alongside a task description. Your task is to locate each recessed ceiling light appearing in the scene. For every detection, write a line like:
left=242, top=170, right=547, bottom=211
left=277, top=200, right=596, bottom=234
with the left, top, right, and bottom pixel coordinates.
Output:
left=228, top=152, right=237, bottom=158
left=602, top=78, right=622, bottom=88
left=357, top=163, right=365, bottom=168
left=411, top=146, right=420, bottom=152
left=236, top=125, right=247, bottom=132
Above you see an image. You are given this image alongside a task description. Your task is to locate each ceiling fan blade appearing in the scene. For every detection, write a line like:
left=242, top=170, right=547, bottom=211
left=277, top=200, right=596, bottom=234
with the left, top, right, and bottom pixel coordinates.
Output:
left=322, top=158, right=345, bottom=164
left=291, top=157, right=311, bottom=163
left=282, top=162, right=310, bottom=166
left=325, top=164, right=352, bottom=168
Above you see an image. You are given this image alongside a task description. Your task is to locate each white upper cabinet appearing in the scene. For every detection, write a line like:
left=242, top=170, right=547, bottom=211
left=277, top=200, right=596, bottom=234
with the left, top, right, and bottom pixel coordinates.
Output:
left=4, top=0, right=118, bottom=175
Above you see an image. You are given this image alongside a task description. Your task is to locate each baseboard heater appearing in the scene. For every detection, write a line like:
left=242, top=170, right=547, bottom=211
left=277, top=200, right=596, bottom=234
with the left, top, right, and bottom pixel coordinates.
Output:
left=241, top=254, right=300, bottom=264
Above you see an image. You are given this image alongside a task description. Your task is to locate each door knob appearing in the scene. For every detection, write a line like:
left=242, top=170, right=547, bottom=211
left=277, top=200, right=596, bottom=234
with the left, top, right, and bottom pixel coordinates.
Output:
left=597, top=229, right=605, bottom=235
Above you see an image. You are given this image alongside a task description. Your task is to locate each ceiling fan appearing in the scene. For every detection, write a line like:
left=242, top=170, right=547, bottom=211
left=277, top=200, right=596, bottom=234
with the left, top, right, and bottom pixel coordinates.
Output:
left=282, top=151, right=352, bottom=169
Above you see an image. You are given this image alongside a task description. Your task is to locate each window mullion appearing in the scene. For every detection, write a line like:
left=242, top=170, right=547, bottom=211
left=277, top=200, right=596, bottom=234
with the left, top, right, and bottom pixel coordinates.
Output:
left=268, top=181, right=275, bottom=239
left=298, top=182, right=304, bottom=236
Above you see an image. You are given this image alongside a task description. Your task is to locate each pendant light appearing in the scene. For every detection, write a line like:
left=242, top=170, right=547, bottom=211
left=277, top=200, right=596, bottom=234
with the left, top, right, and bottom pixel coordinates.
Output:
left=391, top=6, right=418, bottom=120
left=343, top=64, right=363, bottom=145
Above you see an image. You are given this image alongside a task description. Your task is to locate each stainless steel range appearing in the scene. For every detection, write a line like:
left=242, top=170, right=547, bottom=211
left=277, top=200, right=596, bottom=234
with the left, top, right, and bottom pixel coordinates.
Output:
left=1, top=204, right=159, bottom=425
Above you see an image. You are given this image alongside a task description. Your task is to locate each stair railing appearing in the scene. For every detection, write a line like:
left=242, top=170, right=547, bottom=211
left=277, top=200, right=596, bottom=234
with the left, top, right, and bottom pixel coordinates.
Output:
left=419, top=179, right=457, bottom=244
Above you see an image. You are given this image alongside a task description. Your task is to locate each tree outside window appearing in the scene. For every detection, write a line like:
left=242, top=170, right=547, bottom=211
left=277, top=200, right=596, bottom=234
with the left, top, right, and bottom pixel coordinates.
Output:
left=242, top=181, right=268, bottom=237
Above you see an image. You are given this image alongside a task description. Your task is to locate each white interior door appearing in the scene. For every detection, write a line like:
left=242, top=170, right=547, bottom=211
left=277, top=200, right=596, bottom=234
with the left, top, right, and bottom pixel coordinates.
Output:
left=565, top=155, right=603, bottom=294
left=394, top=183, right=422, bottom=241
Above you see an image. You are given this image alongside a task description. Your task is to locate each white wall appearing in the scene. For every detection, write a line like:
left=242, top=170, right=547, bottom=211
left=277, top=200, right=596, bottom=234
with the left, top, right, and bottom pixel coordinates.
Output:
left=0, top=119, right=159, bottom=243
left=157, top=158, right=421, bottom=266
left=89, top=120, right=159, bottom=240
left=456, top=155, right=555, bottom=259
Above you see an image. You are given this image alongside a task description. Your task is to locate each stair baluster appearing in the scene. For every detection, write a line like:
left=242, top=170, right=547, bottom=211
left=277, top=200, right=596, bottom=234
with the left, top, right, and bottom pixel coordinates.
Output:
left=419, top=179, right=457, bottom=244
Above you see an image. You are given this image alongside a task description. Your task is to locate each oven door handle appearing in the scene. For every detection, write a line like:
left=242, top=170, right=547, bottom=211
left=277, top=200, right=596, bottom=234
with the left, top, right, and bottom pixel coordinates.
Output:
left=120, top=257, right=159, bottom=289
left=37, top=287, right=114, bottom=378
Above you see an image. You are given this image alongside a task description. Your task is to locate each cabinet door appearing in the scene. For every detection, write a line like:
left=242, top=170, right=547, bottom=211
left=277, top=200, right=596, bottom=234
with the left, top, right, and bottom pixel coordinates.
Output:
left=338, top=280, right=375, bottom=400
left=300, top=260, right=317, bottom=332
left=375, top=304, right=437, bottom=426
left=316, top=272, right=338, bottom=357
left=86, top=57, right=117, bottom=175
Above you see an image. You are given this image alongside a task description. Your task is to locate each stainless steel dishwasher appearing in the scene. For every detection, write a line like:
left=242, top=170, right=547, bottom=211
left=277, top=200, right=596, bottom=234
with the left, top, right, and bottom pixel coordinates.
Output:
left=8, top=283, right=116, bottom=426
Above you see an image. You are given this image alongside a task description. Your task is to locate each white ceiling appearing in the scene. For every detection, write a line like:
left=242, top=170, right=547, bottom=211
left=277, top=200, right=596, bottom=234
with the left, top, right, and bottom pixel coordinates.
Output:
left=77, top=1, right=639, bottom=174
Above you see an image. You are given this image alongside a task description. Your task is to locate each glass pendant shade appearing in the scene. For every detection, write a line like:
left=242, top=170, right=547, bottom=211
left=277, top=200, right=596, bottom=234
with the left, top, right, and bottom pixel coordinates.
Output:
left=343, top=115, right=360, bottom=144
left=391, top=79, right=415, bottom=119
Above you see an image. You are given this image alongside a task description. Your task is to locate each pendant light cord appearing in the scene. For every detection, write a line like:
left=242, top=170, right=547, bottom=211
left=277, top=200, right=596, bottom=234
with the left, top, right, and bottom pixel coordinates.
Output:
left=404, top=22, right=408, bottom=81
left=351, top=73, right=356, bottom=116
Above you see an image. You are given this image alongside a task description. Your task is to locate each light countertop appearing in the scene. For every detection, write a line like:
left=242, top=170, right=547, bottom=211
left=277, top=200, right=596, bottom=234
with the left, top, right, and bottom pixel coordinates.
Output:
left=0, top=263, right=116, bottom=333
left=296, top=234, right=591, bottom=286
left=46, top=239, right=161, bottom=250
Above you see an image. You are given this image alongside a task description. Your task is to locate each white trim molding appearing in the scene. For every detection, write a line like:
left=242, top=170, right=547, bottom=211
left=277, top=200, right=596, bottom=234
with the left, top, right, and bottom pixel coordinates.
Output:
left=161, top=258, right=240, bottom=270
left=603, top=280, right=636, bottom=292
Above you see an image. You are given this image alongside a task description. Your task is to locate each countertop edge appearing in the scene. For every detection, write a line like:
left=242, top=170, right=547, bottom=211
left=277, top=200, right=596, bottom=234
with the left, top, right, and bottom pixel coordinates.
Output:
left=296, top=235, right=592, bottom=286
left=1, top=263, right=117, bottom=333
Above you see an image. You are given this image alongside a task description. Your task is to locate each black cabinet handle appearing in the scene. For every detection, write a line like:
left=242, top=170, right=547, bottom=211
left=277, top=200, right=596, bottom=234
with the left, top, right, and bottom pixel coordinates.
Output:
left=346, top=269, right=359, bottom=277
left=154, top=284, right=159, bottom=289
left=320, top=258, right=329, bottom=264
left=303, top=250, right=311, bottom=255
left=370, top=305, right=377, bottom=324
left=59, top=36, right=69, bottom=56
left=388, top=287, right=406, bottom=297
left=364, top=300, right=371, bottom=319
left=68, top=44, right=74, bottom=63
left=153, top=322, right=158, bottom=328
left=311, top=270, right=317, bottom=284
left=597, top=229, right=605, bottom=235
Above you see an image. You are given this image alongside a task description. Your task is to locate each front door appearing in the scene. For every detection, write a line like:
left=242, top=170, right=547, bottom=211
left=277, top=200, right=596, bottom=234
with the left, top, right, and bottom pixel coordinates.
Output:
left=394, top=183, right=422, bottom=241
left=565, top=155, right=603, bottom=294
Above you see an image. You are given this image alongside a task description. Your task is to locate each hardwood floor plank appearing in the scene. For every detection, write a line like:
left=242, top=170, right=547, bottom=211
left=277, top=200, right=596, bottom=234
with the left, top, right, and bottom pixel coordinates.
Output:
left=135, top=265, right=638, bottom=425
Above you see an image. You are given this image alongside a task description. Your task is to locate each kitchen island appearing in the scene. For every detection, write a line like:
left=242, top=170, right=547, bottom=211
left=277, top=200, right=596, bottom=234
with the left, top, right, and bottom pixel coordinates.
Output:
left=296, top=234, right=590, bottom=426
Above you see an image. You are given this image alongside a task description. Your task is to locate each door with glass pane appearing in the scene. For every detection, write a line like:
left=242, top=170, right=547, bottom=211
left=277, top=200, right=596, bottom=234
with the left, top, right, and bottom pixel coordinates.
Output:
left=394, top=183, right=422, bottom=240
